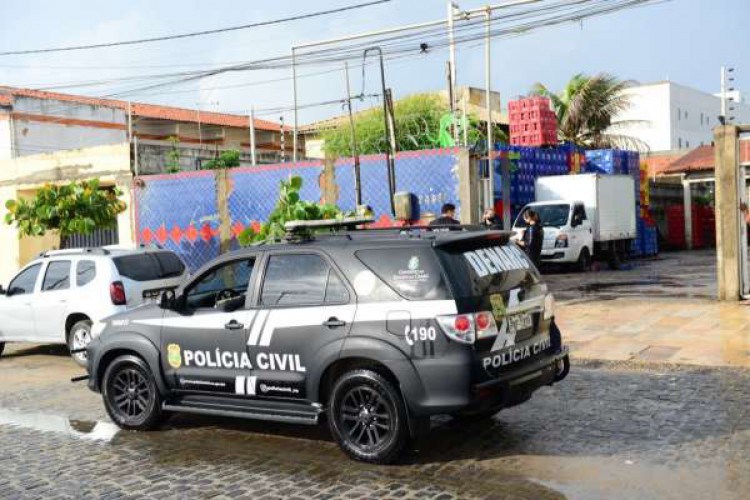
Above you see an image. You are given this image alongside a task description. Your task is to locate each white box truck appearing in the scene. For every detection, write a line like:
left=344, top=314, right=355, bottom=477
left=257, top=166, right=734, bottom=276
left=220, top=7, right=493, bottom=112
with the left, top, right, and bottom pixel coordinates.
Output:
left=512, top=174, right=636, bottom=270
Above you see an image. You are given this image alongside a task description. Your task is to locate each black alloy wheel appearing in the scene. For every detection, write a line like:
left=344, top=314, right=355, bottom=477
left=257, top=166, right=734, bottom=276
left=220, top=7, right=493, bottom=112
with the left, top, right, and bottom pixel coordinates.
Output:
left=102, top=355, right=162, bottom=431
left=329, top=370, right=408, bottom=464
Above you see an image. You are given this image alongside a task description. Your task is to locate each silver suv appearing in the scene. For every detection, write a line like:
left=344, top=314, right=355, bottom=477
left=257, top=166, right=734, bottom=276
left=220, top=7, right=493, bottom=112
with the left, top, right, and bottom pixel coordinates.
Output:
left=0, top=247, right=188, bottom=366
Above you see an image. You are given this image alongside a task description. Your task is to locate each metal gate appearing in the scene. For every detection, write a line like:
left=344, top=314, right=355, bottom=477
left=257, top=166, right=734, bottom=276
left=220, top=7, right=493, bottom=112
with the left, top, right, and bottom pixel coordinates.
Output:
left=60, top=226, right=119, bottom=249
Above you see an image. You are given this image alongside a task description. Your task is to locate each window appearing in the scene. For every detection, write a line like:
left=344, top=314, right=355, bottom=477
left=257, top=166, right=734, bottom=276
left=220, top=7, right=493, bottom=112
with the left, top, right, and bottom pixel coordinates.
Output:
left=154, top=252, right=186, bottom=278
left=356, top=248, right=450, bottom=301
left=185, top=258, right=255, bottom=310
left=8, top=264, right=42, bottom=295
left=261, top=254, right=347, bottom=306
left=572, top=204, right=588, bottom=225
left=679, top=138, right=683, bottom=149
left=42, top=261, right=71, bottom=292
left=677, top=107, right=681, bottom=120
left=685, top=110, right=688, bottom=120
left=113, top=252, right=185, bottom=282
left=76, top=260, right=96, bottom=287
left=686, top=140, right=690, bottom=148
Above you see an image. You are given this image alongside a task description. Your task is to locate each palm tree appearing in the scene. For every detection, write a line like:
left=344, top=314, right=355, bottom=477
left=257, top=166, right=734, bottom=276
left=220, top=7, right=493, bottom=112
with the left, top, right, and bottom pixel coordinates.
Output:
left=531, top=73, right=646, bottom=150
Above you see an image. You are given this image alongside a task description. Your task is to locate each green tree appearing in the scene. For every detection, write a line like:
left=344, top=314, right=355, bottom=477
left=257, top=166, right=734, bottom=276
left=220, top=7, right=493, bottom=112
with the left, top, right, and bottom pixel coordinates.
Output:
left=203, top=149, right=241, bottom=170
left=237, top=175, right=343, bottom=245
left=320, top=93, right=506, bottom=157
left=4, top=179, right=126, bottom=238
left=531, top=73, right=644, bottom=150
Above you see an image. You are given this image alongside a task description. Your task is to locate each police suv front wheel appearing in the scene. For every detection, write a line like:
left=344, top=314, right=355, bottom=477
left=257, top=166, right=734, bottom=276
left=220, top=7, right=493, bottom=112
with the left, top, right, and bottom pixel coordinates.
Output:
left=328, top=369, right=409, bottom=464
left=102, top=355, right=163, bottom=431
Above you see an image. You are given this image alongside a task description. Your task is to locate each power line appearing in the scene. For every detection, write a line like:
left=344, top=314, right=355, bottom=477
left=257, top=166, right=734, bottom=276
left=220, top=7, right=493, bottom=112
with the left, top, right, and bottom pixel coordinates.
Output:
left=0, top=0, right=391, bottom=57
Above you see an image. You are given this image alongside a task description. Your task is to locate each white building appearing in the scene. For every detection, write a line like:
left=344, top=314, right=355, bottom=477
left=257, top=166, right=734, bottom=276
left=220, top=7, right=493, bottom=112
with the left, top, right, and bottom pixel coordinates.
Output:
left=611, top=81, right=750, bottom=152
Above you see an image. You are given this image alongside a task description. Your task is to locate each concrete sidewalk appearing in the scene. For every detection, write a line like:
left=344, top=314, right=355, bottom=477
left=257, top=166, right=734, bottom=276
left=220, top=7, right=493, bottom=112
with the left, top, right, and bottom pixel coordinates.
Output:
left=556, top=298, right=750, bottom=368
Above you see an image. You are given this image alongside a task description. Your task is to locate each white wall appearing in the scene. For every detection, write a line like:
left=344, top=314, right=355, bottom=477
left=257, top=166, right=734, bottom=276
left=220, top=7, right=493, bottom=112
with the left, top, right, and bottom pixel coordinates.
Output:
left=612, top=83, right=672, bottom=152
left=613, top=82, right=750, bottom=153
left=12, top=96, right=127, bottom=157
left=0, top=115, right=11, bottom=160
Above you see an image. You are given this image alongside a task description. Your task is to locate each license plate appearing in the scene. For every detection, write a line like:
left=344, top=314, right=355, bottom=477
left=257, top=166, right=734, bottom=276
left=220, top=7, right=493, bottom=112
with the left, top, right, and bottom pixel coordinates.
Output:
left=507, top=312, right=533, bottom=332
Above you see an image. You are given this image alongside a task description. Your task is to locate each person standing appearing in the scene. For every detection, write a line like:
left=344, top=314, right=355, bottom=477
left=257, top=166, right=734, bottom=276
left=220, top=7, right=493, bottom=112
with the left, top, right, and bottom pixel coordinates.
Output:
left=429, top=203, right=460, bottom=227
left=481, top=207, right=503, bottom=229
left=518, top=209, right=544, bottom=267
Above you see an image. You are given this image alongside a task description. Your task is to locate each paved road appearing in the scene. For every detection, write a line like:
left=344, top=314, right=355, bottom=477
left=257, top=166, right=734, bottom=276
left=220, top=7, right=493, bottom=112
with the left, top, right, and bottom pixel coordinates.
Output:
left=1, top=345, right=749, bottom=499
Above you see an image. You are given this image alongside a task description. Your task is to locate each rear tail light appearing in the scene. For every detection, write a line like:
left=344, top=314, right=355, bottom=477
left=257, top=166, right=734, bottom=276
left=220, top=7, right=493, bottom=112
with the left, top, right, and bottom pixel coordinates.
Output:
left=437, top=314, right=475, bottom=344
left=436, top=311, right=498, bottom=344
left=110, top=281, right=127, bottom=306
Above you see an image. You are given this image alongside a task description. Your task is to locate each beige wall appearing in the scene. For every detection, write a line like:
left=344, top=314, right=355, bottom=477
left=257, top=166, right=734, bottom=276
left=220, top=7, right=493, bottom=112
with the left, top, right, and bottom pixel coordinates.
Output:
left=0, top=143, right=133, bottom=284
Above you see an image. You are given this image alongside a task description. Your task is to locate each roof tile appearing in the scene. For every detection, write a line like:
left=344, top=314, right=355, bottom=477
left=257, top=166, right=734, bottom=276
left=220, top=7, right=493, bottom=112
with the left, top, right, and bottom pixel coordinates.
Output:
left=0, top=85, right=278, bottom=131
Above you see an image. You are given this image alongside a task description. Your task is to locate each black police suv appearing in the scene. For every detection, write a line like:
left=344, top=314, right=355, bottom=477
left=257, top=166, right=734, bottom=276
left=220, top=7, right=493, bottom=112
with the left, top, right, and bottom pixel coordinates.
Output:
left=85, top=223, right=569, bottom=464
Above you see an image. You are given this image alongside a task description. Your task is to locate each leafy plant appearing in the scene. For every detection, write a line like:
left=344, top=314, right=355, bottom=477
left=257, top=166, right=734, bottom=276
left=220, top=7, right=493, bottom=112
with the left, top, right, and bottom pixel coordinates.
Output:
left=4, top=179, right=126, bottom=238
left=166, top=136, right=181, bottom=173
left=531, top=73, right=646, bottom=150
left=320, top=93, right=506, bottom=158
left=237, top=175, right=343, bottom=245
left=203, top=149, right=241, bottom=170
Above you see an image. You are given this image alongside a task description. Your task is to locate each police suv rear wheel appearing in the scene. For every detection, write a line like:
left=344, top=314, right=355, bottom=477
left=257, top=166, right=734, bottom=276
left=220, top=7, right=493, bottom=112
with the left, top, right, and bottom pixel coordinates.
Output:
left=328, top=369, right=408, bottom=464
left=102, top=355, right=162, bottom=431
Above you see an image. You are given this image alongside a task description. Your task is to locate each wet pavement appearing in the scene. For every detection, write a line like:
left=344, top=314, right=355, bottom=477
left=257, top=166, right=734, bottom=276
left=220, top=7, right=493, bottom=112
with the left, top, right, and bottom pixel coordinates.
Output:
left=2, top=249, right=750, bottom=499
left=1, top=344, right=750, bottom=499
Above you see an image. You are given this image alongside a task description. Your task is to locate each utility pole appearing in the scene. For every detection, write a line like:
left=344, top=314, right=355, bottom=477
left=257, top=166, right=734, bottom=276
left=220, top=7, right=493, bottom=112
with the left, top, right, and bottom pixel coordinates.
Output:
left=720, top=66, right=736, bottom=124
left=484, top=6, right=496, bottom=220
left=127, top=101, right=133, bottom=143
left=249, top=108, right=257, bottom=166
left=344, top=62, right=362, bottom=206
left=292, top=48, right=298, bottom=163
left=364, top=47, right=396, bottom=216
left=280, top=116, right=286, bottom=162
left=447, top=1, right=459, bottom=145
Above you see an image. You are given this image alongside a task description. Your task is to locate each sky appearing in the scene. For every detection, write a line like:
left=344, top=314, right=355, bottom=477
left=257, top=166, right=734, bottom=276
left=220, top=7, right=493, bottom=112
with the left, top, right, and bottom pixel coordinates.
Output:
left=0, top=0, right=748, bottom=126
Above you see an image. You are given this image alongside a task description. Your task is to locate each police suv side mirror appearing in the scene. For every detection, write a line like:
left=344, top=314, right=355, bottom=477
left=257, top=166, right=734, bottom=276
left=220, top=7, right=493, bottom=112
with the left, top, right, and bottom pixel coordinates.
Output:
left=159, top=290, right=177, bottom=310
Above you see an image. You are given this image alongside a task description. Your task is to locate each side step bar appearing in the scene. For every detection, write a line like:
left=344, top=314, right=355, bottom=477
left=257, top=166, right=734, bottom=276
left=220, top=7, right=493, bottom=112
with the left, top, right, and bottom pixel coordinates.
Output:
left=162, top=401, right=322, bottom=426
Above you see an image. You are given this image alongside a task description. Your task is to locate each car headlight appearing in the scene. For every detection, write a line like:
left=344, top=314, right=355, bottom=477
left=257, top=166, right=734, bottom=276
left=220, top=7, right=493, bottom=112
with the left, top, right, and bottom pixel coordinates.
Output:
left=544, top=294, right=555, bottom=320
left=554, top=234, right=568, bottom=248
left=91, top=321, right=107, bottom=339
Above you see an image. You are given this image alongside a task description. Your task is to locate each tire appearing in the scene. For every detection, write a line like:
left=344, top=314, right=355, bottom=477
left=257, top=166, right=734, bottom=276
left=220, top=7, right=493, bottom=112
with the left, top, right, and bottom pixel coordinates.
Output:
left=607, top=249, right=621, bottom=270
left=0, top=342, right=4, bottom=358
left=67, top=319, right=93, bottom=367
left=555, top=354, right=570, bottom=382
left=576, top=247, right=591, bottom=272
left=102, top=354, right=163, bottom=431
left=328, top=369, right=409, bottom=464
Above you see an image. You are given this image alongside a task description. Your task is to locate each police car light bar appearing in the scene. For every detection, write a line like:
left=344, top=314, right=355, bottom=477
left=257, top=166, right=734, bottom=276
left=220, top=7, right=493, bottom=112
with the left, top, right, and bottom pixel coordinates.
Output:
left=284, top=217, right=374, bottom=232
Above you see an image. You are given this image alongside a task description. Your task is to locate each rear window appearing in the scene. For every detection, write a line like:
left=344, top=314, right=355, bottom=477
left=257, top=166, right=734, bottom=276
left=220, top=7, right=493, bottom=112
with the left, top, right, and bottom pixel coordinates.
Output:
left=114, top=252, right=185, bottom=282
left=355, top=247, right=450, bottom=300
left=437, top=242, right=539, bottom=299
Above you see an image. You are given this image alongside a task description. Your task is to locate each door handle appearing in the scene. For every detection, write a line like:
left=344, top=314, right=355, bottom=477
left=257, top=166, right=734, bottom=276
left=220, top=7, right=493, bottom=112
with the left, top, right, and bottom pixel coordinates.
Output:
left=323, top=317, right=346, bottom=328
left=224, top=320, right=244, bottom=331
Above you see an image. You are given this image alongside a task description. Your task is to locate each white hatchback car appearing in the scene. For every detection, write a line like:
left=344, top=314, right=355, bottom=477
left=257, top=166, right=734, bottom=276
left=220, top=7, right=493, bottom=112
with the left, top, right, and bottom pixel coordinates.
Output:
left=0, top=247, right=188, bottom=366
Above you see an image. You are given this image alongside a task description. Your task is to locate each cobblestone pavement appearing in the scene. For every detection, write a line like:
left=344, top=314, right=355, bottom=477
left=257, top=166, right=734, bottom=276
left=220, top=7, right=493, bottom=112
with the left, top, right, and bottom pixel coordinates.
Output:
left=1, top=345, right=750, bottom=499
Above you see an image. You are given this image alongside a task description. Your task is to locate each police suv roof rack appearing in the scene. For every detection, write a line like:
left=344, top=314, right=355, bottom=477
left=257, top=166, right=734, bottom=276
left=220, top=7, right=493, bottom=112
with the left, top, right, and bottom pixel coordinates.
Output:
left=38, top=247, right=111, bottom=258
left=283, top=217, right=374, bottom=240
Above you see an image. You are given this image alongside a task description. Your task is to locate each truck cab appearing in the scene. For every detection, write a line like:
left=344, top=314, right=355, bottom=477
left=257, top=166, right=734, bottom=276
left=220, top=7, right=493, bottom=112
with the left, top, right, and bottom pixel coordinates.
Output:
left=513, top=201, right=593, bottom=270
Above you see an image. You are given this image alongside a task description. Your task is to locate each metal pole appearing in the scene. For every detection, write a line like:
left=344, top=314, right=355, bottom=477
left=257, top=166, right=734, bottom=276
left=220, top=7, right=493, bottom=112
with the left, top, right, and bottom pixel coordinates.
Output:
left=447, top=1, right=459, bottom=145
left=249, top=108, right=257, bottom=166
left=462, top=93, right=468, bottom=147
left=280, top=116, right=285, bottom=162
left=127, top=101, right=132, bottom=143
left=292, top=48, right=298, bottom=163
left=484, top=6, right=495, bottom=216
left=721, top=66, right=727, bottom=120
left=344, top=62, right=362, bottom=206
left=385, top=88, right=397, bottom=197
left=364, top=47, right=396, bottom=216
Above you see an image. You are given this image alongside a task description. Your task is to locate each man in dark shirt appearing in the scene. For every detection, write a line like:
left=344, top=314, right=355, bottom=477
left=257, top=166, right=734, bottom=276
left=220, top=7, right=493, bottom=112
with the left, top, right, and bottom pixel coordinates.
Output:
left=429, top=203, right=460, bottom=227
